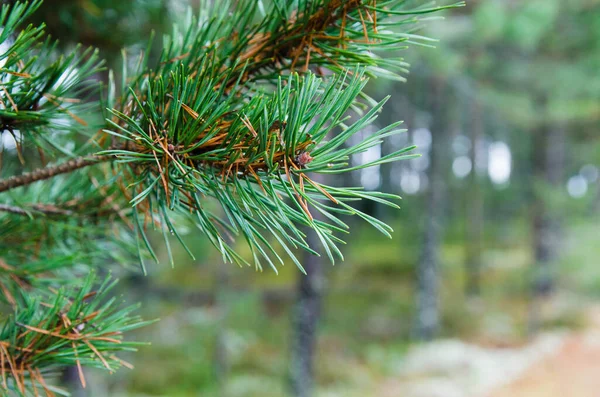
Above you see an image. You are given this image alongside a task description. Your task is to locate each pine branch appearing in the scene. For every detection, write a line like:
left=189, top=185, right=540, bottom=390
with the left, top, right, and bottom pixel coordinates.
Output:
left=0, top=255, right=75, bottom=307
left=0, top=168, right=138, bottom=284
left=0, top=155, right=112, bottom=193
left=0, top=203, right=74, bottom=216
left=0, top=273, right=151, bottom=396
left=0, top=204, right=29, bottom=216
left=92, top=0, right=466, bottom=270
left=0, top=0, right=463, bottom=393
left=0, top=1, right=104, bottom=159
left=223, top=0, right=466, bottom=84
left=231, top=0, right=365, bottom=84
left=104, top=69, right=416, bottom=269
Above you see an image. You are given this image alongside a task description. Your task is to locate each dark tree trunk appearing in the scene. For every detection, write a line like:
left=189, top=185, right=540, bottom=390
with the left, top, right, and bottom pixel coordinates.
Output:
left=214, top=263, right=230, bottom=389
left=378, top=125, right=396, bottom=219
left=594, top=182, right=600, bottom=214
left=290, top=226, right=325, bottom=397
left=379, top=94, right=414, bottom=211
left=529, top=115, right=566, bottom=333
left=532, top=123, right=565, bottom=296
left=61, top=367, right=86, bottom=397
left=414, top=77, right=448, bottom=341
left=465, top=98, right=484, bottom=297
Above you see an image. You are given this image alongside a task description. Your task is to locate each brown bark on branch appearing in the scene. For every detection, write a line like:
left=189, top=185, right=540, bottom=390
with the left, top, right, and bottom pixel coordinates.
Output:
left=0, top=155, right=112, bottom=194
left=0, top=203, right=75, bottom=216
left=229, top=0, right=368, bottom=85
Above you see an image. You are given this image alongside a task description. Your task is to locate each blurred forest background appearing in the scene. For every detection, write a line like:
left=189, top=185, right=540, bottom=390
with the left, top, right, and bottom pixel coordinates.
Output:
left=5, top=0, right=600, bottom=396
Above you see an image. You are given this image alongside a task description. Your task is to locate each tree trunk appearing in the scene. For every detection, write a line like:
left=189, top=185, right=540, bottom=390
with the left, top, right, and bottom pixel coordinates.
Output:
left=214, top=263, right=230, bottom=390
left=465, top=97, right=484, bottom=297
left=61, top=367, right=86, bottom=397
left=290, top=225, right=325, bottom=397
left=529, top=117, right=566, bottom=333
left=594, top=182, right=600, bottom=214
left=414, top=77, right=448, bottom=341
left=379, top=94, right=413, bottom=216
left=533, top=124, right=565, bottom=296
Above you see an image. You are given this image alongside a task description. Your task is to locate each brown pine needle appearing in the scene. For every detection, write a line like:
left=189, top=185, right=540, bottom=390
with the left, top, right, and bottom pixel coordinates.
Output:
left=18, top=324, right=79, bottom=340
left=43, top=93, right=81, bottom=103
left=88, top=336, right=122, bottom=344
left=42, top=94, right=88, bottom=126
left=1, top=346, right=7, bottom=389
left=304, top=37, right=313, bottom=72
left=248, top=166, right=266, bottom=193
left=152, top=144, right=170, bottom=204
left=72, top=341, right=86, bottom=388
left=164, top=146, right=187, bottom=175
left=240, top=115, right=258, bottom=137
left=299, top=171, right=307, bottom=208
left=166, top=94, right=199, bottom=119
left=82, top=292, right=97, bottom=301
left=110, top=355, right=134, bottom=370
left=18, top=361, right=26, bottom=396
left=0, top=343, right=23, bottom=393
left=341, top=4, right=348, bottom=48
left=34, top=367, right=55, bottom=397
left=181, top=102, right=200, bottom=119
left=81, top=311, right=101, bottom=322
left=0, top=343, right=40, bottom=355
left=357, top=8, right=371, bottom=44
left=1, top=85, right=18, bottom=113
left=27, top=366, right=40, bottom=397
left=0, top=282, right=16, bottom=307
left=284, top=157, right=313, bottom=220
left=301, top=173, right=339, bottom=204
left=83, top=339, right=112, bottom=371
left=0, top=70, right=31, bottom=78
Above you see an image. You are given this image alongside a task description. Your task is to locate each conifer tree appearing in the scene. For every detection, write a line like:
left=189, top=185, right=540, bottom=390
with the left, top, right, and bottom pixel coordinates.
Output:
left=465, top=0, right=600, bottom=330
left=0, top=0, right=462, bottom=394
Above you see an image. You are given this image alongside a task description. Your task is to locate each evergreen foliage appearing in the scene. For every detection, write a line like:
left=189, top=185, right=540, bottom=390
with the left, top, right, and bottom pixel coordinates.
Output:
left=0, top=0, right=462, bottom=394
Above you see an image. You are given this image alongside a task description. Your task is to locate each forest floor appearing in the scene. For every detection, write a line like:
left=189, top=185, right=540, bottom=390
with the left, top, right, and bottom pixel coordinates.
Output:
left=377, top=305, right=600, bottom=397
left=115, top=222, right=600, bottom=397
left=486, top=306, right=600, bottom=397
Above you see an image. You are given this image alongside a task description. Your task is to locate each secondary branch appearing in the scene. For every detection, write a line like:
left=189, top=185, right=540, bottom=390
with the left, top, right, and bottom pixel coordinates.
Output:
left=0, top=203, right=75, bottom=216
left=0, top=155, right=112, bottom=194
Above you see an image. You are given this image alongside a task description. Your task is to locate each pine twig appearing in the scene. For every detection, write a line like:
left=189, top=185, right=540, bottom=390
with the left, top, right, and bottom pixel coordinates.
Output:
left=230, top=0, right=365, bottom=86
left=0, top=204, right=28, bottom=216
left=0, top=155, right=112, bottom=194
left=0, top=203, right=75, bottom=216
